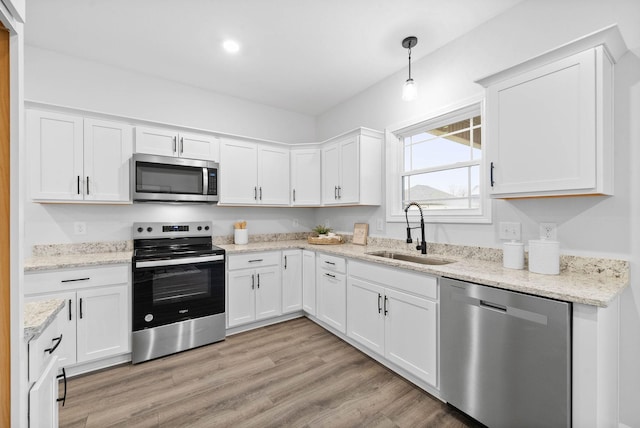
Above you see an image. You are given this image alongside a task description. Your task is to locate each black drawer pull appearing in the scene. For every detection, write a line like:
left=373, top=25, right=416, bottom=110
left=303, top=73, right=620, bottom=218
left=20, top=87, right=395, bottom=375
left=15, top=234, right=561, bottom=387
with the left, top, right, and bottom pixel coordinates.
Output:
left=61, top=277, right=90, bottom=283
left=57, top=368, right=67, bottom=406
left=384, top=296, right=389, bottom=315
left=378, top=293, right=382, bottom=314
left=248, top=259, right=263, bottom=263
left=325, top=273, right=336, bottom=278
left=324, top=261, right=336, bottom=265
left=490, top=161, right=495, bottom=187
left=45, top=334, right=63, bottom=354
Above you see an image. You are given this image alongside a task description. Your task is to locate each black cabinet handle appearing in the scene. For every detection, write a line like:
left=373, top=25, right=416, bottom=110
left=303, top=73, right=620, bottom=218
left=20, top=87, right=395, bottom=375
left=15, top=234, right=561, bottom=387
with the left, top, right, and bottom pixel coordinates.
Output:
left=57, top=368, right=67, bottom=406
left=77, top=176, right=80, bottom=195
left=292, top=189, right=296, bottom=202
left=173, top=136, right=177, bottom=153
left=251, top=274, right=255, bottom=290
left=68, top=299, right=72, bottom=321
left=384, top=296, right=389, bottom=315
left=259, top=187, right=262, bottom=200
left=61, top=277, right=90, bottom=283
left=248, top=259, right=263, bottom=263
left=257, top=273, right=260, bottom=289
left=79, top=298, right=83, bottom=319
left=338, top=186, right=342, bottom=199
left=490, top=161, right=495, bottom=187
left=86, top=176, right=90, bottom=195
left=284, top=255, right=287, bottom=269
left=324, top=261, right=336, bottom=265
left=45, top=334, right=63, bottom=354
left=325, top=273, right=336, bottom=279
left=254, top=186, right=257, bottom=200
left=334, top=186, right=338, bottom=199
left=378, top=293, right=382, bottom=314
left=180, top=137, right=184, bottom=154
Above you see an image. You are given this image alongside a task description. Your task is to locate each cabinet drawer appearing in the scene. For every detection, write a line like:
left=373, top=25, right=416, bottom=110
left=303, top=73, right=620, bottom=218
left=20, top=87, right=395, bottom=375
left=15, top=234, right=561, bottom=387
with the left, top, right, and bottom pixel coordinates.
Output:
left=317, top=253, right=346, bottom=274
left=349, top=260, right=437, bottom=300
left=228, top=251, right=280, bottom=270
left=25, top=265, right=129, bottom=295
left=28, top=315, right=62, bottom=383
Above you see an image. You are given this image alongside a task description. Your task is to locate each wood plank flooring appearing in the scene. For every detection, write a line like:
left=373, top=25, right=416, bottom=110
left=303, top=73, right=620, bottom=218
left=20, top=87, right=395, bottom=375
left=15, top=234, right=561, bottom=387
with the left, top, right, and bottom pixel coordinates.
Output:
left=59, top=317, right=480, bottom=427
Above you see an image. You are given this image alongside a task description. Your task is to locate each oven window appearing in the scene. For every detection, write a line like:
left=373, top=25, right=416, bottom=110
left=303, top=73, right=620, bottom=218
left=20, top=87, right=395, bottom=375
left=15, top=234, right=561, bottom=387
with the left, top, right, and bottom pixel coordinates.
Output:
left=152, top=266, right=211, bottom=305
left=137, top=162, right=203, bottom=195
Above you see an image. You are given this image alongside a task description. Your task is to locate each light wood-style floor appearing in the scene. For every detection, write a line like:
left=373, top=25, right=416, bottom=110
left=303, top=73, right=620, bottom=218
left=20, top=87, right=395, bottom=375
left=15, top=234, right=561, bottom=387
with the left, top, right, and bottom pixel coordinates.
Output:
left=59, top=317, right=479, bottom=427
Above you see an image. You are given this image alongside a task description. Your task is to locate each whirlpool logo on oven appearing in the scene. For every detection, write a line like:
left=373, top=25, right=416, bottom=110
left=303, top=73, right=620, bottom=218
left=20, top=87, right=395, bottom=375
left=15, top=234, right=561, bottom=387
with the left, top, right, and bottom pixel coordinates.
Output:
left=179, top=309, right=189, bottom=314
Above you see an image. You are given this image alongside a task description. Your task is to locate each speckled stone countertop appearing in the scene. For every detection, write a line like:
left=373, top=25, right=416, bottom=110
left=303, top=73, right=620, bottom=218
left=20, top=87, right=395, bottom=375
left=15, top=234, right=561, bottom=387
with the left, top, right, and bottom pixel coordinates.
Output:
left=24, top=236, right=629, bottom=307
left=24, top=298, right=65, bottom=341
left=219, top=238, right=629, bottom=308
left=24, top=240, right=133, bottom=272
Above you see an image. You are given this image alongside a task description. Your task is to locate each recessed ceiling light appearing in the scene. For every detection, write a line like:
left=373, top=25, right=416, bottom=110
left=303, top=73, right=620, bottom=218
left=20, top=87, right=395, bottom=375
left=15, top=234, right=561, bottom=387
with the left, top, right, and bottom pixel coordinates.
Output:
left=222, top=40, right=240, bottom=54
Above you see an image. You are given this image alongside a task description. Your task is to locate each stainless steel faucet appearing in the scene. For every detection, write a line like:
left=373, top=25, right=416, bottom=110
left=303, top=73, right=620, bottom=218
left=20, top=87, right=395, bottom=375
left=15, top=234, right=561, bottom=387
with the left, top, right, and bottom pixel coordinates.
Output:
left=404, top=202, right=427, bottom=254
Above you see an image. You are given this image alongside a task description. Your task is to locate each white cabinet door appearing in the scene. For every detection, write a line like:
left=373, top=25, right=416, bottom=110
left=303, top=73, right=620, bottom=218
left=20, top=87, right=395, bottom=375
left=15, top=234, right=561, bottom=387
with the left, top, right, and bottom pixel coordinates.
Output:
left=219, top=139, right=259, bottom=204
left=321, top=142, right=341, bottom=205
left=227, top=269, right=257, bottom=327
left=28, top=355, right=59, bottom=428
left=316, top=269, right=346, bottom=333
left=258, top=145, right=290, bottom=205
left=302, top=250, right=316, bottom=315
left=486, top=47, right=610, bottom=198
left=28, top=110, right=83, bottom=201
left=338, top=136, right=359, bottom=204
left=179, top=131, right=220, bottom=161
left=134, top=126, right=178, bottom=157
left=291, top=149, right=321, bottom=206
left=255, top=266, right=282, bottom=320
left=83, top=119, right=132, bottom=202
left=282, top=250, right=303, bottom=314
left=384, top=288, right=437, bottom=386
left=347, top=277, right=385, bottom=356
left=76, top=285, right=129, bottom=363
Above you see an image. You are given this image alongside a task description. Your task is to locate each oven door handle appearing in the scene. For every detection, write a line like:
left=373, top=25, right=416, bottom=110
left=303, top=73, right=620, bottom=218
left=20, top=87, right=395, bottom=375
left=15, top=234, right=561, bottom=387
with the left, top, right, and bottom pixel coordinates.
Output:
left=135, top=254, right=224, bottom=268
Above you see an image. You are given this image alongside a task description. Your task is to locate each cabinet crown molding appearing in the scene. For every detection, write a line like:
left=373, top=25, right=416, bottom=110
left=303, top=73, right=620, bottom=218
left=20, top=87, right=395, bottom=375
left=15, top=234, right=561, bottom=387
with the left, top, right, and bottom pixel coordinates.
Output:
left=475, top=24, right=628, bottom=88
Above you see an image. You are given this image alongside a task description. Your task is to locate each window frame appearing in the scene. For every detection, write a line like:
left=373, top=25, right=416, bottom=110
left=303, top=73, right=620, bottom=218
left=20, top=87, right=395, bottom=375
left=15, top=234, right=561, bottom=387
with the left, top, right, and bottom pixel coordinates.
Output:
left=385, top=98, right=492, bottom=224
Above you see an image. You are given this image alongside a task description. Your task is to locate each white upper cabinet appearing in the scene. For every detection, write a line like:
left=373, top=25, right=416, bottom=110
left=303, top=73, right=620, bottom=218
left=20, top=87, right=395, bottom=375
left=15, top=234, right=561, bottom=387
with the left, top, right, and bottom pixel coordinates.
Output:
left=321, top=128, right=383, bottom=206
left=477, top=26, right=626, bottom=198
left=28, top=110, right=132, bottom=203
left=134, top=126, right=220, bottom=161
left=291, top=148, right=321, bottom=206
left=219, top=138, right=290, bottom=205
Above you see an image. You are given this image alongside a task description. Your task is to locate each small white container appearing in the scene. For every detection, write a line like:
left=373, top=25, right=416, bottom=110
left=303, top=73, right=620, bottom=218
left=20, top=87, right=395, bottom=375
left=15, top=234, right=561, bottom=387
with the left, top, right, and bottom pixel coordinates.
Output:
left=234, top=229, right=248, bottom=245
left=528, top=239, right=560, bottom=275
left=503, top=241, right=524, bottom=270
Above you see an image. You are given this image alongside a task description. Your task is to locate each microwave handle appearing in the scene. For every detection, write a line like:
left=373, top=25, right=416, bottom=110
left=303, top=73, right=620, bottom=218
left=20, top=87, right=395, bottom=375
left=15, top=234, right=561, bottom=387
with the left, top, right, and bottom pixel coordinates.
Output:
left=202, top=168, right=208, bottom=196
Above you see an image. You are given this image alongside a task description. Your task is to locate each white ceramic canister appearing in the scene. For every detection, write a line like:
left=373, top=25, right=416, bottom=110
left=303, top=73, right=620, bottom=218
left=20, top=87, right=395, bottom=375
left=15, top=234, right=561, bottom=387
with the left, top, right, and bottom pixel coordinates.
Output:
left=528, top=239, right=560, bottom=275
left=503, top=241, right=524, bottom=269
left=234, top=229, right=249, bottom=245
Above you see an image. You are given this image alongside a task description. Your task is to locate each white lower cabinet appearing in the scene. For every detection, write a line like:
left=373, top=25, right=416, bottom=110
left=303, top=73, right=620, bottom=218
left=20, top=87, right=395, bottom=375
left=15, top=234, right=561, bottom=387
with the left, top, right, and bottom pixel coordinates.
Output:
left=316, top=254, right=347, bottom=333
left=282, top=250, right=303, bottom=314
left=24, top=265, right=131, bottom=372
left=347, top=260, right=438, bottom=387
left=227, top=252, right=282, bottom=327
left=302, top=250, right=316, bottom=315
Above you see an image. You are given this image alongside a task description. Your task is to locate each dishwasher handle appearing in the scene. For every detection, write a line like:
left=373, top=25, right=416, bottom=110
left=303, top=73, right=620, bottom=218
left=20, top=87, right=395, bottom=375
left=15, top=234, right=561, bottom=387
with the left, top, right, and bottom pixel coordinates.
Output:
left=480, top=300, right=507, bottom=312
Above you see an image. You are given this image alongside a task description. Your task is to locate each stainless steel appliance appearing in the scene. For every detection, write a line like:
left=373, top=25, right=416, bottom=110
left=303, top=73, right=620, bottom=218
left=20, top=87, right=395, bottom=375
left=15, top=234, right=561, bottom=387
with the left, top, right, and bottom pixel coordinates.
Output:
left=132, top=221, right=225, bottom=364
left=440, top=277, right=571, bottom=428
left=131, top=153, right=219, bottom=203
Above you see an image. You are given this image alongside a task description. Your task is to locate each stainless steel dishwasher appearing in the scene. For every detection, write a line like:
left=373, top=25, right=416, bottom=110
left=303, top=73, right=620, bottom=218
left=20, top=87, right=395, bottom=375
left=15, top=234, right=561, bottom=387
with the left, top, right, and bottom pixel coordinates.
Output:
left=440, top=277, right=571, bottom=428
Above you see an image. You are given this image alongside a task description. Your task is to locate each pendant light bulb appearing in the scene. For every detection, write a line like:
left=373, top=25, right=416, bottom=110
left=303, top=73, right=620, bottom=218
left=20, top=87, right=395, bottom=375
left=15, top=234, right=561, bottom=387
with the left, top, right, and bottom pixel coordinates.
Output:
left=401, top=36, right=418, bottom=102
left=402, top=78, right=417, bottom=101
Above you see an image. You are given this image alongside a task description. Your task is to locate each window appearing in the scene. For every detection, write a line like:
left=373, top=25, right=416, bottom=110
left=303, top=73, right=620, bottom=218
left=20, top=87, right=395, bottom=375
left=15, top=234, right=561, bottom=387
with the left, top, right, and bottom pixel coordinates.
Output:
left=386, top=101, right=490, bottom=223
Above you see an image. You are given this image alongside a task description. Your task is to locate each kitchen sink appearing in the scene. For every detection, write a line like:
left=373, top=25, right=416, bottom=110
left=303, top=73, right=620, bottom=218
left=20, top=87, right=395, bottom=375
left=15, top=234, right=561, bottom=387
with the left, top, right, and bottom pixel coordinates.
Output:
left=366, top=251, right=454, bottom=265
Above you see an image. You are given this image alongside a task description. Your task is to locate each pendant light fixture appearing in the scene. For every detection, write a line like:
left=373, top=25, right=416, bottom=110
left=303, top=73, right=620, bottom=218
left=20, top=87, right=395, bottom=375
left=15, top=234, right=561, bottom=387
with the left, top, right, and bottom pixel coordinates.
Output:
left=401, top=36, right=418, bottom=101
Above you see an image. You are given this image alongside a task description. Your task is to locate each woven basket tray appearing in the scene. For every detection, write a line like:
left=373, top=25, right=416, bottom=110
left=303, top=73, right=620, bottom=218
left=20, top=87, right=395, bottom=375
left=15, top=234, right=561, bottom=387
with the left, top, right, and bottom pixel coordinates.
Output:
left=307, top=235, right=343, bottom=245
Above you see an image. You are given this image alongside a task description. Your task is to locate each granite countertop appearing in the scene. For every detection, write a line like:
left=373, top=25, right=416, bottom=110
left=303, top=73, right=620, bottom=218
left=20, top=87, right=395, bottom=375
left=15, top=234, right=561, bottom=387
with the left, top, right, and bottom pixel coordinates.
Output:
left=24, top=298, right=65, bottom=342
left=23, top=237, right=629, bottom=308
left=219, top=240, right=629, bottom=308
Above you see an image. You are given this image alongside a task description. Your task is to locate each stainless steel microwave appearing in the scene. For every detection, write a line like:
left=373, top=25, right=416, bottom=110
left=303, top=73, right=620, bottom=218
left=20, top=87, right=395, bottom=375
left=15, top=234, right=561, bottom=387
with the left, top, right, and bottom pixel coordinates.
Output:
left=131, top=153, right=219, bottom=203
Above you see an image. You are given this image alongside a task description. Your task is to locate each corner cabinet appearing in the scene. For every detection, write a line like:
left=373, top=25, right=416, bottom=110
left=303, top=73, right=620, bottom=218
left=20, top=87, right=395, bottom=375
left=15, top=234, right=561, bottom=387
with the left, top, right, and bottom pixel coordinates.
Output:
left=477, top=27, right=627, bottom=198
left=291, top=148, right=321, bottom=206
left=28, top=110, right=132, bottom=203
left=219, top=139, right=290, bottom=205
left=134, top=126, right=220, bottom=161
left=321, top=128, right=383, bottom=206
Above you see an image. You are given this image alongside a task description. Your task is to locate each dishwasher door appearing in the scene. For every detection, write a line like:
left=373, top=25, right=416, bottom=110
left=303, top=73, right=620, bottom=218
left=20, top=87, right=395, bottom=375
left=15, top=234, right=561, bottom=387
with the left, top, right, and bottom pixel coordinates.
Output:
left=440, top=277, right=571, bottom=428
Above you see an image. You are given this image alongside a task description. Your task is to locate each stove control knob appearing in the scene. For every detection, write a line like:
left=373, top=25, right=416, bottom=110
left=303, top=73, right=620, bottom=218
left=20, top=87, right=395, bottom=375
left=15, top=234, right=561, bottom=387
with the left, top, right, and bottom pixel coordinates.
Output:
left=197, top=226, right=202, bottom=231
left=144, top=314, right=154, bottom=323
left=205, top=226, right=210, bottom=231
left=137, top=227, right=143, bottom=233
left=147, top=227, right=153, bottom=233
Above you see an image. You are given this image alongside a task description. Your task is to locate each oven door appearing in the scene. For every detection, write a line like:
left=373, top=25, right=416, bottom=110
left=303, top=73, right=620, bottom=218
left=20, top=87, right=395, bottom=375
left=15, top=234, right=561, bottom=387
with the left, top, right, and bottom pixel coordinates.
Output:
left=133, top=255, right=225, bottom=330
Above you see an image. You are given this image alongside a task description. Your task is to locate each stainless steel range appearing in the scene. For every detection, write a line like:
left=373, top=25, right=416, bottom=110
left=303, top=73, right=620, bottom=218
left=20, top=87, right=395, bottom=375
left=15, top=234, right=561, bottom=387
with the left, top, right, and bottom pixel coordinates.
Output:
left=131, top=221, right=225, bottom=364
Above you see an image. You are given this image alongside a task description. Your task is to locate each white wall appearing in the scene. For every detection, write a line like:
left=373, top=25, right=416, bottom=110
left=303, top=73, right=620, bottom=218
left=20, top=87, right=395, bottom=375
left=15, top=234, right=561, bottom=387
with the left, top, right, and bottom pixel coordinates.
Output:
left=316, top=0, right=640, bottom=425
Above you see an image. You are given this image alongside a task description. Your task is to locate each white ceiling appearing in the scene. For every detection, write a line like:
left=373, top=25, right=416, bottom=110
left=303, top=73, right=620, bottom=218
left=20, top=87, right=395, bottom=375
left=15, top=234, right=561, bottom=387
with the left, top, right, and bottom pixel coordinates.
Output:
left=24, top=0, right=523, bottom=116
